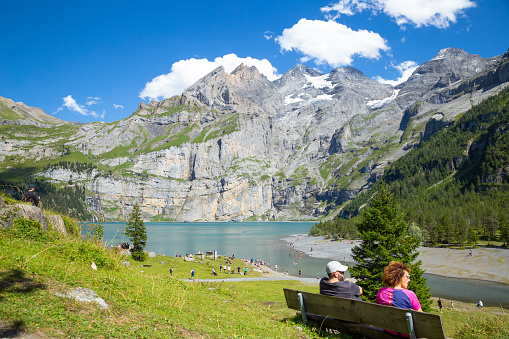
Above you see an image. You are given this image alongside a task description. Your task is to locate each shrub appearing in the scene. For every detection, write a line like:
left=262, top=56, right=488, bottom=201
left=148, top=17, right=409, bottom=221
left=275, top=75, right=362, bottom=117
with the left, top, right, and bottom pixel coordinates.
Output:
left=61, top=215, right=81, bottom=236
left=131, top=250, right=146, bottom=262
left=8, top=217, right=59, bottom=243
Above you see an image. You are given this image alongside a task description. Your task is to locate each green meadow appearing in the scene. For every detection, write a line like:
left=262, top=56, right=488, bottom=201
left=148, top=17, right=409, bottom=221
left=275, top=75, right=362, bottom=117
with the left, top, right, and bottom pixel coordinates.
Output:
left=0, top=203, right=508, bottom=338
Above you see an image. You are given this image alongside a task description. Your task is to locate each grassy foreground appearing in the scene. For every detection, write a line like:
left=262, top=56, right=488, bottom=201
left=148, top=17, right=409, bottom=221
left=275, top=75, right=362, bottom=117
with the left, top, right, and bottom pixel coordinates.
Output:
left=1, top=219, right=508, bottom=338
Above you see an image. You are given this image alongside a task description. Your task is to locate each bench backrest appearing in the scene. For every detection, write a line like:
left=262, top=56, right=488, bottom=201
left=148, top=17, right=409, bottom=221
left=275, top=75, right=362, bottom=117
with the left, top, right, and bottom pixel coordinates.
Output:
left=284, top=288, right=446, bottom=339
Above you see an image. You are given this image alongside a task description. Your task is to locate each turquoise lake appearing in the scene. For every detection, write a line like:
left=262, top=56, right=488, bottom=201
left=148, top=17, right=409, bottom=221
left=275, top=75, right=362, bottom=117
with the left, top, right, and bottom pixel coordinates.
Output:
left=89, top=221, right=509, bottom=308
left=97, top=221, right=324, bottom=278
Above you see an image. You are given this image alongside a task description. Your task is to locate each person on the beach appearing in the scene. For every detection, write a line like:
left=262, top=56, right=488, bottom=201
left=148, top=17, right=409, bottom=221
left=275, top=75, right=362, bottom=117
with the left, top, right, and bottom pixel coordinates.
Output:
left=298, top=269, right=301, bottom=277
left=376, top=261, right=422, bottom=337
left=469, top=249, right=472, bottom=256
left=170, top=268, right=173, bottom=277
left=451, top=300, right=454, bottom=309
left=320, top=261, right=363, bottom=300
left=191, top=268, right=195, bottom=278
left=438, top=298, right=443, bottom=312
left=477, top=300, right=483, bottom=308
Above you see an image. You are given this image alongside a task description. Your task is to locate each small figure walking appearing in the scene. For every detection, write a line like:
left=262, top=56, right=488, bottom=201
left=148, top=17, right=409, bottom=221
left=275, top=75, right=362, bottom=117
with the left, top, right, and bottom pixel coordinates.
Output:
left=451, top=300, right=454, bottom=309
left=438, top=298, right=443, bottom=312
left=170, top=267, right=173, bottom=277
left=469, top=249, right=472, bottom=256
left=191, top=268, right=195, bottom=279
left=298, top=269, right=301, bottom=278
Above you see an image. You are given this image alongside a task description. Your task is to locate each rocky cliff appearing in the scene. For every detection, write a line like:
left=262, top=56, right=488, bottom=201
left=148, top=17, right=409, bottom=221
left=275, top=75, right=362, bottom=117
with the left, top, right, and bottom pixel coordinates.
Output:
left=1, top=48, right=509, bottom=221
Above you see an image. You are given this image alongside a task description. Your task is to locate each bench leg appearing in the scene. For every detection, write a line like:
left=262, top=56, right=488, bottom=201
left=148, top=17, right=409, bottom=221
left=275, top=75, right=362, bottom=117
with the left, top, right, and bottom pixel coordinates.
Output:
left=297, top=293, right=308, bottom=324
left=405, top=312, right=416, bottom=339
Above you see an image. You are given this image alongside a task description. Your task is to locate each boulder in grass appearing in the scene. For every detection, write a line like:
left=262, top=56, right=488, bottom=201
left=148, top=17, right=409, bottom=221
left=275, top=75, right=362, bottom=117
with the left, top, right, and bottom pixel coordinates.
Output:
left=56, top=287, right=108, bottom=309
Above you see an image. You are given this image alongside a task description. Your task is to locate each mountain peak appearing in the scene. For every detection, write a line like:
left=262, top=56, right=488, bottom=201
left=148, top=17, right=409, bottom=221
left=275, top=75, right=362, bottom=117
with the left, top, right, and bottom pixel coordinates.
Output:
left=0, top=96, right=65, bottom=124
left=431, top=47, right=474, bottom=61
left=229, top=63, right=266, bottom=83
left=329, top=66, right=366, bottom=81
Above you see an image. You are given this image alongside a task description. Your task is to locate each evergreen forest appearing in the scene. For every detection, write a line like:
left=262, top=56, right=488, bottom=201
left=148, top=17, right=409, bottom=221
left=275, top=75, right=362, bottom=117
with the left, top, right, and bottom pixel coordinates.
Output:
left=311, top=86, right=509, bottom=248
left=0, top=175, right=93, bottom=221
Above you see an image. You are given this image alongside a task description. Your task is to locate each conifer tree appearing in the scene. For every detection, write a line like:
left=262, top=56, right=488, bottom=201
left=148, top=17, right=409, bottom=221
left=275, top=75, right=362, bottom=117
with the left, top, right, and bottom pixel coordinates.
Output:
left=499, top=215, right=509, bottom=248
left=350, top=182, right=432, bottom=310
left=125, top=203, right=147, bottom=261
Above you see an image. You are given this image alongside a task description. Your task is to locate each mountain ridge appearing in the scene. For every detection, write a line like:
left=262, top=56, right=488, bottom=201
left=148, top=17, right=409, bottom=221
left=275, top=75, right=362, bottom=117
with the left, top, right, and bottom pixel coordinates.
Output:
left=1, top=47, right=508, bottom=222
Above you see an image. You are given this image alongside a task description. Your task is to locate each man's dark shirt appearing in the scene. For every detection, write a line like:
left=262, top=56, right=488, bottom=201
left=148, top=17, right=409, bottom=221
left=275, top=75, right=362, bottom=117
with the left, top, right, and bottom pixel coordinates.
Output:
left=319, top=277, right=362, bottom=300
left=24, top=190, right=40, bottom=204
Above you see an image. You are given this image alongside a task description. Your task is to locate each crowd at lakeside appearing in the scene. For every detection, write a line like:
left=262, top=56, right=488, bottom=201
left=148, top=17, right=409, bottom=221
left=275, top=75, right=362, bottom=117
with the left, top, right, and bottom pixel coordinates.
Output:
left=116, top=242, right=133, bottom=250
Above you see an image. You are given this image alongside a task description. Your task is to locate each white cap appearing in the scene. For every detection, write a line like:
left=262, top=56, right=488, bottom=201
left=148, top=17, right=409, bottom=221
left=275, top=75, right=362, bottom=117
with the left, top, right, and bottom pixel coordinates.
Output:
left=326, top=261, right=348, bottom=273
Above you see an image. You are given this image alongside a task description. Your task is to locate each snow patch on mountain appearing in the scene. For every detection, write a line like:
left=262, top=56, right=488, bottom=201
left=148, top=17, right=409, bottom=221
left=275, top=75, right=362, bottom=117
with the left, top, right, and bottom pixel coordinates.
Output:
left=284, top=95, right=305, bottom=105
left=304, top=74, right=334, bottom=89
left=367, top=89, right=400, bottom=109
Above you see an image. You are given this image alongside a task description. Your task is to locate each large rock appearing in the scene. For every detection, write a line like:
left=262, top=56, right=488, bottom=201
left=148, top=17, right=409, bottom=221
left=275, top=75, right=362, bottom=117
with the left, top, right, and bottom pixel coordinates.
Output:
left=5, top=204, right=48, bottom=230
left=0, top=197, right=68, bottom=236
left=47, top=214, right=67, bottom=236
left=55, top=287, right=108, bottom=309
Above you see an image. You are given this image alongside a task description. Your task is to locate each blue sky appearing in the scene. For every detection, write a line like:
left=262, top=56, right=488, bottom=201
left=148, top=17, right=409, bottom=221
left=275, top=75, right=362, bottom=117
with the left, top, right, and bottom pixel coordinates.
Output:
left=1, top=0, right=507, bottom=123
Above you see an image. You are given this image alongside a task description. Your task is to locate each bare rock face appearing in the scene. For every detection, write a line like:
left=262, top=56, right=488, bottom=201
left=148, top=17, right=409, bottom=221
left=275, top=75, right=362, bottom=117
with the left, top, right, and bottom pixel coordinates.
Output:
left=2, top=48, right=509, bottom=222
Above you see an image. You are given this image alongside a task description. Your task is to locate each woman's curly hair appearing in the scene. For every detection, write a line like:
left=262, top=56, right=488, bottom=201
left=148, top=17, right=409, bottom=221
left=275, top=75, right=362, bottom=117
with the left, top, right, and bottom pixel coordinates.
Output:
left=383, top=261, right=410, bottom=288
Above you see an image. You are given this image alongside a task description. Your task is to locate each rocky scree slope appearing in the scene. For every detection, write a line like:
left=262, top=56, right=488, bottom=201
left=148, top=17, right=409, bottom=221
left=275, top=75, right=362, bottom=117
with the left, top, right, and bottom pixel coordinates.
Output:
left=2, top=48, right=509, bottom=222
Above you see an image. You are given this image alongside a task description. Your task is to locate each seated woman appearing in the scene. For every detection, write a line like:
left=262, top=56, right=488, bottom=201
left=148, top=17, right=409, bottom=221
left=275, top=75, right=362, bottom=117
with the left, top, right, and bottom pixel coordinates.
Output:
left=376, top=261, right=422, bottom=337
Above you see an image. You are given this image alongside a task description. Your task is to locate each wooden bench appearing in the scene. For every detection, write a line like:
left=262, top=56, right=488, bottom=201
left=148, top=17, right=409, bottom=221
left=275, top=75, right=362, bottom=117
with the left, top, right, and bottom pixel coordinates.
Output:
left=283, top=288, right=447, bottom=339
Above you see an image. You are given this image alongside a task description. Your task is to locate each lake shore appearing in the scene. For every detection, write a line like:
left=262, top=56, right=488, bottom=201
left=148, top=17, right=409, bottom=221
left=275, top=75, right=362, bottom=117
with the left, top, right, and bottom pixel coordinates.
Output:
left=281, top=234, right=509, bottom=285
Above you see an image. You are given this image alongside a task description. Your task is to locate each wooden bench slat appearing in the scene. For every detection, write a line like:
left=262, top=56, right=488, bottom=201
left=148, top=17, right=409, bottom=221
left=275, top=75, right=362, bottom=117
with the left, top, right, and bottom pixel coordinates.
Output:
left=307, top=314, right=403, bottom=339
left=284, top=288, right=446, bottom=339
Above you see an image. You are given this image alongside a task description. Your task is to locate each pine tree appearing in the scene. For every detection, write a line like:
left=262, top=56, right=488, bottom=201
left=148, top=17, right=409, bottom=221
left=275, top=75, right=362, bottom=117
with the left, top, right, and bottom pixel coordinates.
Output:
left=125, top=203, right=147, bottom=261
left=350, top=182, right=432, bottom=310
left=499, top=215, right=509, bottom=248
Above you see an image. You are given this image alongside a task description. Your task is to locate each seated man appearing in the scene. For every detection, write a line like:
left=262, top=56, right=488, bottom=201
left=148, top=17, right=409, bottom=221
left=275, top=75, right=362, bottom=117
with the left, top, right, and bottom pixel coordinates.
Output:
left=23, top=184, right=41, bottom=207
left=320, top=261, right=363, bottom=300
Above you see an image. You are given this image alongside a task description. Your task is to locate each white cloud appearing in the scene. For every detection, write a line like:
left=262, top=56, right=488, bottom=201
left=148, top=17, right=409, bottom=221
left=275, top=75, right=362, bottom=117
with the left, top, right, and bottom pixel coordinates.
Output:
left=264, top=31, right=274, bottom=40
left=52, top=107, right=63, bottom=115
left=321, top=0, right=372, bottom=19
left=321, top=0, right=476, bottom=28
left=113, top=104, right=124, bottom=109
left=275, top=19, right=389, bottom=67
left=374, top=60, right=419, bottom=85
left=58, top=95, right=105, bottom=119
left=86, top=97, right=101, bottom=106
left=139, top=53, right=280, bottom=102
